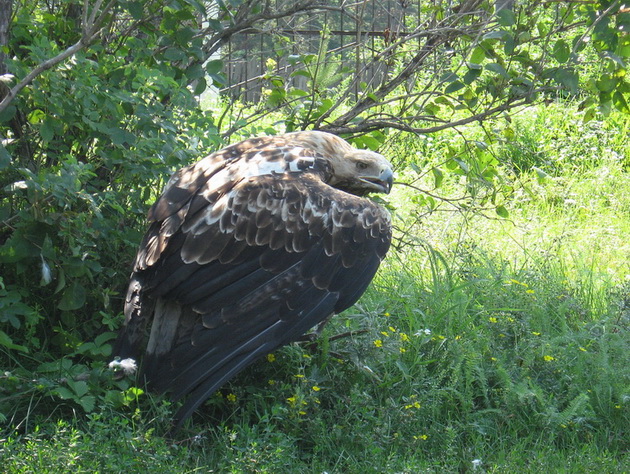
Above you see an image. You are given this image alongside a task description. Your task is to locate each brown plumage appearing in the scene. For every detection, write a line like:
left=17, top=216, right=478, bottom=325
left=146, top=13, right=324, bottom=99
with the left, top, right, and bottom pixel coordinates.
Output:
left=113, top=131, right=393, bottom=428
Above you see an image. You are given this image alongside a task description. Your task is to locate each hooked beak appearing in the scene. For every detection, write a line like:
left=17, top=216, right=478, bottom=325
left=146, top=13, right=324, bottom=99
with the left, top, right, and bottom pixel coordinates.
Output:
left=360, top=167, right=394, bottom=194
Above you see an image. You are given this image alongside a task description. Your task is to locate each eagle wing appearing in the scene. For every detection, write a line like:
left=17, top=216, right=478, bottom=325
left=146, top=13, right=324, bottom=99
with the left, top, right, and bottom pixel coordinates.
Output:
left=115, top=137, right=391, bottom=427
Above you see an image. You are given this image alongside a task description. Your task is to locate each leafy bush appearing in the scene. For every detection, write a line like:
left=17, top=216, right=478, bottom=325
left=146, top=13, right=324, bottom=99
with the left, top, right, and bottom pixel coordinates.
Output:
left=0, top=0, right=219, bottom=426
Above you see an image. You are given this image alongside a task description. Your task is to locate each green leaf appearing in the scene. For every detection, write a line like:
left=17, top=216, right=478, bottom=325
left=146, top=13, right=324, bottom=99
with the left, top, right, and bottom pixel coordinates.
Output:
left=360, top=136, right=381, bottom=151
left=445, top=80, right=465, bottom=93
left=612, top=90, right=629, bottom=113
left=317, top=98, right=333, bottom=116
left=0, top=144, right=11, bottom=170
left=0, top=105, right=16, bottom=122
left=175, top=27, right=195, bottom=46
left=497, top=9, right=516, bottom=27
left=163, top=47, right=186, bottom=61
left=470, top=46, right=485, bottom=64
left=79, top=395, right=96, bottom=412
left=193, top=77, right=207, bottom=95
left=496, top=205, right=509, bottom=218
left=555, top=68, right=579, bottom=93
left=432, top=167, right=443, bottom=188
left=126, top=1, right=144, bottom=19
left=58, top=281, right=86, bottom=311
left=205, top=59, right=223, bottom=75
left=108, top=127, right=136, bottom=146
left=38, top=359, right=72, bottom=373
left=504, top=35, right=516, bottom=55
left=182, top=0, right=207, bottom=16
left=463, top=67, right=482, bottom=85
left=582, top=107, right=596, bottom=123
left=40, top=117, right=55, bottom=142
left=0, top=330, right=28, bottom=352
left=68, top=380, right=89, bottom=398
left=483, top=30, right=508, bottom=41
left=532, top=166, right=550, bottom=183
left=266, top=89, right=286, bottom=107
left=209, top=72, right=226, bottom=87
left=290, top=70, right=311, bottom=79
left=185, top=63, right=204, bottom=81
left=553, top=40, right=571, bottom=63
left=55, top=387, right=75, bottom=399
left=288, top=88, right=309, bottom=97
left=595, top=75, right=617, bottom=93
left=440, top=72, right=459, bottom=83
left=486, top=63, right=509, bottom=78
left=95, top=332, right=116, bottom=347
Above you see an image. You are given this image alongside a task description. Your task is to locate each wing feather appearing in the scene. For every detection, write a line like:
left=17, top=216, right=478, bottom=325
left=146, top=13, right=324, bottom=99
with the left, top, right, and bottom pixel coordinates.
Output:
left=114, top=134, right=392, bottom=429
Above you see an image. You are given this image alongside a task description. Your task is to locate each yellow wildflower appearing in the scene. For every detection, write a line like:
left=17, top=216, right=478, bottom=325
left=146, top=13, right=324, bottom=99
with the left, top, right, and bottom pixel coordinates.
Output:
left=510, top=279, right=528, bottom=286
left=489, top=317, right=498, bottom=323
left=543, top=355, right=555, bottom=362
left=312, top=386, right=321, bottom=392
left=266, top=353, right=276, bottom=362
left=226, top=393, right=237, bottom=402
left=373, top=339, right=383, bottom=348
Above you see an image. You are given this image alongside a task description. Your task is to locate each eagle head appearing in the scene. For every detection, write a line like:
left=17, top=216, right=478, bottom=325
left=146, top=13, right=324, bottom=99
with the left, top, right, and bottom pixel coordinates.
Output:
left=285, top=131, right=394, bottom=197
left=331, top=149, right=394, bottom=196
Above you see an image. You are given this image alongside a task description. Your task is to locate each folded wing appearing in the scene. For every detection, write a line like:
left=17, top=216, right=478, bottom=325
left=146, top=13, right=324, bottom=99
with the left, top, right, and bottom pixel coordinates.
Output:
left=115, top=162, right=391, bottom=427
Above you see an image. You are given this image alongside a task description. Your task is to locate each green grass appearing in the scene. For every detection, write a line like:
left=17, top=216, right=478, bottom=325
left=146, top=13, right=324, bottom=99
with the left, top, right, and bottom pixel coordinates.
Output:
left=2, top=105, right=628, bottom=472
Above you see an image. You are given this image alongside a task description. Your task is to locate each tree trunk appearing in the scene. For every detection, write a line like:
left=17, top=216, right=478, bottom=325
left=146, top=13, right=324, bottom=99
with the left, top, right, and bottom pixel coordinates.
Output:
left=0, top=0, right=12, bottom=77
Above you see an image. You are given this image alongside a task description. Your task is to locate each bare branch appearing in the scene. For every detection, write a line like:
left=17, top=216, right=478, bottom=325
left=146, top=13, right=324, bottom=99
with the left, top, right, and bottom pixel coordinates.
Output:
left=322, top=87, right=558, bottom=136
left=200, top=0, right=339, bottom=60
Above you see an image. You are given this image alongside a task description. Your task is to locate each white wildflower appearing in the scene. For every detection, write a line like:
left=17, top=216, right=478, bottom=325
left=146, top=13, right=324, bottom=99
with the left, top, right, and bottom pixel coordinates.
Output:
left=472, top=459, right=482, bottom=470
left=414, top=328, right=431, bottom=336
left=109, top=358, right=137, bottom=376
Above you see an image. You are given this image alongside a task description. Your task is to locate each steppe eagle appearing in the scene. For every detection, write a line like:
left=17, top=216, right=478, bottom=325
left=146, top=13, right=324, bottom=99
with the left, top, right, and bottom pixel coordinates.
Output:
left=113, top=131, right=393, bottom=428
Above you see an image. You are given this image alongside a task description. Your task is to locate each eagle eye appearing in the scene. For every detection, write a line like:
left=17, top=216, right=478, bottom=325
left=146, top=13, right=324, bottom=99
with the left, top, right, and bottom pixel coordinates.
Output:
left=356, top=161, right=369, bottom=171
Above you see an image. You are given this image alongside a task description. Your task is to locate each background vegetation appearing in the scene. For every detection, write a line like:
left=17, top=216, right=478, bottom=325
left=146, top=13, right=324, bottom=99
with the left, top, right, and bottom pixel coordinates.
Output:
left=1, top=0, right=628, bottom=471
